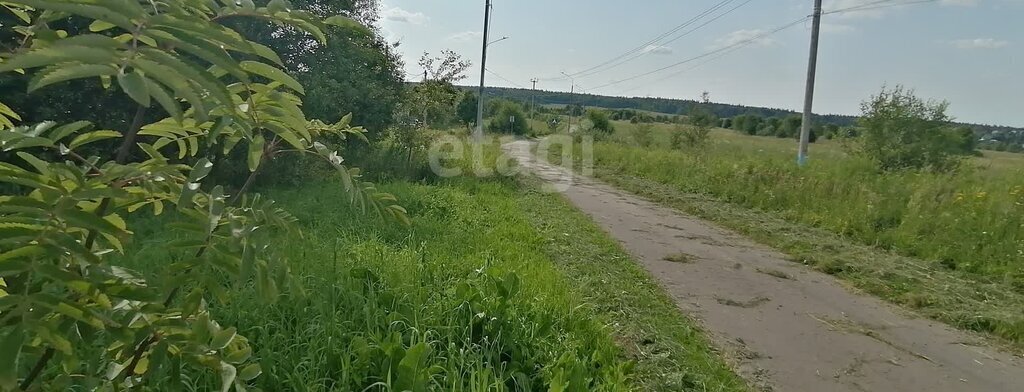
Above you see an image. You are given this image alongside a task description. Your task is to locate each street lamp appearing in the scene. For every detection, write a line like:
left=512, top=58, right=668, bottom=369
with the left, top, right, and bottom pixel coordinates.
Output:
left=488, top=36, right=509, bottom=47
left=473, top=35, right=510, bottom=139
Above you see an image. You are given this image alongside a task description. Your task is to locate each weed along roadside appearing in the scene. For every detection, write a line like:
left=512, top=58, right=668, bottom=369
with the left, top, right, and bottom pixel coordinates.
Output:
left=107, top=137, right=747, bottom=391
left=568, top=131, right=1024, bottom=348
left=506, top=138, right=1024, bottom=391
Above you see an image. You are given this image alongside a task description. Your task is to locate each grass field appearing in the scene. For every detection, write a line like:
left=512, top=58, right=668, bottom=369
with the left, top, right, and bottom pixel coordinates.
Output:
left=551, top=120, right=1024, bottom=346
left=112, top=142, right=745, bottom=391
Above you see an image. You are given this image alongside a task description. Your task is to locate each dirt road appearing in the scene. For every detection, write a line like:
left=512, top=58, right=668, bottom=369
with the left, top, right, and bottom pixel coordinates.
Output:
left=504, top=140, right=1024, bottom=391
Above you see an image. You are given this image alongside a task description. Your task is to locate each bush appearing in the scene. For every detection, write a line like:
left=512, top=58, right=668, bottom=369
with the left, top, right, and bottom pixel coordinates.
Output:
left=487, top=102, right=529, bottom=135
left=670, top=125, right=711, bottom=149
left=630, top=123, right=655, bottom=147
left=688, top=106, right=718, bottom=129
left=856, top=85, right=969, bottom=172
left=586, top=109, right=615, bottom=135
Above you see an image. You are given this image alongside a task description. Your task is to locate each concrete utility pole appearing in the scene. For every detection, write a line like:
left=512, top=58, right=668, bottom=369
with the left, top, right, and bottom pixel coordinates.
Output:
left=474, top=0, right=492, bottom=140
left=530, top=78, right=538, bottom=120
left=561, top=71, right=575, bottom=133
left=797, top=0, right=823, bottom=166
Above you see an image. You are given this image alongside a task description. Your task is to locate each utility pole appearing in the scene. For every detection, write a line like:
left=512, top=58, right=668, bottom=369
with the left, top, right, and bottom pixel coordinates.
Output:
left=561, top=72, right=575, bottom=133
left=474, top=0, right=492, bottom=141
left=530, top=78, right=538, bottom=120
left=797, top=0, right=823, bottom=166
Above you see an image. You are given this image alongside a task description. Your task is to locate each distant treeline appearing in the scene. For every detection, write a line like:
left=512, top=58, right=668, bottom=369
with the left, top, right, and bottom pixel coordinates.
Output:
left=462, top=85, right=857, bottom=126
left=463, top=85, right=1023, bottom=152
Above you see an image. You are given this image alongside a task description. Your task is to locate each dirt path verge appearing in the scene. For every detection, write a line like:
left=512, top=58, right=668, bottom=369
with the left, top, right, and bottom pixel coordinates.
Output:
left=505, top=140, right=1024, bottom=391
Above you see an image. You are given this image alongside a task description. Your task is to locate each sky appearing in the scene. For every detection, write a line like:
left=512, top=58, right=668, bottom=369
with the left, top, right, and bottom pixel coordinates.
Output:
left=377, top=0, right=1023, bottom=127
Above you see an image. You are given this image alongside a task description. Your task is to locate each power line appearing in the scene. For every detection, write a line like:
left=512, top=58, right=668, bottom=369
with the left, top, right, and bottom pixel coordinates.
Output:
left=824, top=0, right=938, bottom=15
left=570, top=0, right=758, bottom=80
left=538, top=0, right=742, bottom=81
left=614, top=37, right=750, bottom=96
left=589, top=16, right=810, bottom=92
left=485, top=68, right=526, bottom=88
left=569, top=0, right=745, bottom=78
left=602, top=0, right=941, bottom=95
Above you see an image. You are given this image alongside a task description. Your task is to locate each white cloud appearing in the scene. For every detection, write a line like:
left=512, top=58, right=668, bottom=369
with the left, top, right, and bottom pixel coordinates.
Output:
left=381, top=5, right=427, bottom=24
left=642, top=45, right=673, bottom=55
left=447, top=31, right=482, bottom=42
left=711, top=29, right=777, bottom=49
left=948, top=38, right=1010, bottom=49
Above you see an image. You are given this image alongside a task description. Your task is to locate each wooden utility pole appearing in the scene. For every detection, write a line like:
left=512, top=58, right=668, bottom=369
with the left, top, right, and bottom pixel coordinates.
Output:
left=798, top=0, right=822, bottom=166
left=474, top=0, right=492, bottom=140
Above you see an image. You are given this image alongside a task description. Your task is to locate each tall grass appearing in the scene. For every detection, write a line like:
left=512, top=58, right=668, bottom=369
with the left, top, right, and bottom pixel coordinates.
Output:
left=122, top=176, right=633, bottom=391
left=587, top=125, right=1024, bottom=284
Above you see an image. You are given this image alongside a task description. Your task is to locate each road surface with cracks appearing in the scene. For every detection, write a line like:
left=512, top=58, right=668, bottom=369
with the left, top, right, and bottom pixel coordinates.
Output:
left=503, top=139, right=1024, bottom=391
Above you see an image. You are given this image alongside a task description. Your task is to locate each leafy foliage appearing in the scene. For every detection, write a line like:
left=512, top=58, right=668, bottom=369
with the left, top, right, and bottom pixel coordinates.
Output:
left=0, top=1, right=404, bottom=390
left=669, top=124, right=710, bottom=149
left=856, top=85, right=971, bottom=172
left=455, top=91, right=478, bottom=126
left=585, top=109, right=615, bottom=136
left=487, top=101, right=528, bottom=135
left=629, top=123, right=654, bottom=148
left=406, top=50, right=470, bottom=128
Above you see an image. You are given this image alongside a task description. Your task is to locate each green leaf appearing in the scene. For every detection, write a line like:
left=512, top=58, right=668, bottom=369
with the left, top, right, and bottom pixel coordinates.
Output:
left=3, top=4, right=32, bottom=23
left=262, top=121, right=305, bottom=150
left=58, top=207, right=127, bottom=237
left=0, top=101, right=21, bottom=121
left=0, top=328, right=25, bottom=390
left=206, top=116, right=233, bottom=146
left=88, top=20, right=116, bottom=32
left=265, top=0, right=288, bottom=12
left=145, top=78, right=182, bottom=123
left=210, top=327, right=236, bottom=350
left=178, top=158, right=214, bottom=208
left=225, top=346, right=252, bottom=364
left=10, top=1, right=136, bottom=30
left=48, top=121, right=92, bottom=142
left=324, top=15, right=368, bottom=33
left=118, top=69, right=150, bottom=107
left=0, top=45, right=117, bottom=73
left=135, top=48, right=233, bottom=109
left=28, top=63, right=118, bottom=92
left=240, top=61, right=304, bottom=95
left=247, top=134, right=264, bottom=172
left=146, top=29, right=249, bottom=82
left=130, top=58, right=209, bottom=121
left=249, top=42, right=282, bottom=66
left=68, top=130, right=121, bottom=150
left=16, top=152, right=50, bottom=175
left=238, top=363, right=261, bottom=381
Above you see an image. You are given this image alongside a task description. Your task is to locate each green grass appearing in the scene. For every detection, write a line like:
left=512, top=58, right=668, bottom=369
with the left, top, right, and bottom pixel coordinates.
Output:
left=516, top=177, right=745, bottom=391
left=550, top=124, right=1024, bottom=347
left=118, top=153, right=746, bottom=391
left=592, top=121, right=1024, bottom=280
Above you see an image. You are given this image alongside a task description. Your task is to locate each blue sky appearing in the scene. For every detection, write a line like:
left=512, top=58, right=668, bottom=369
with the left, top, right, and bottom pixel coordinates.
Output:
left=379, top=0, right=1022, bottom=127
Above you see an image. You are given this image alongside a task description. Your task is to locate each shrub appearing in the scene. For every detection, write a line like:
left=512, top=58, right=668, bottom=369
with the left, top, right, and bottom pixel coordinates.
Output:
left=487, top=102, right=529, bottom=135
left=631, top=123, right=655, bottom=147
left=586, top=109, right=615, bottom=135
left=856, top=85, right=969, bottom=172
